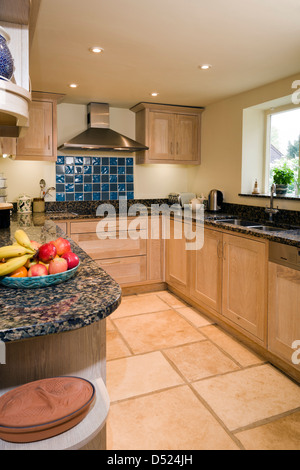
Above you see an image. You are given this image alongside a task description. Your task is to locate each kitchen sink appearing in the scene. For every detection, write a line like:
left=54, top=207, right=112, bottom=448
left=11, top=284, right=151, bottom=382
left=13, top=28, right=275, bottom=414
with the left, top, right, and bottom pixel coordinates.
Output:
left=215, top=219, right=290, bottom=232
left=215, top=218, right=263, bottom=227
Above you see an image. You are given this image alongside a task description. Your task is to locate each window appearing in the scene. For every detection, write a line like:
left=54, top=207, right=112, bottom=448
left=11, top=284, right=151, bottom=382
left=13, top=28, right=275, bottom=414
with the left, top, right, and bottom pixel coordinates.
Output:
left=265, top=106, right=300, bottom=196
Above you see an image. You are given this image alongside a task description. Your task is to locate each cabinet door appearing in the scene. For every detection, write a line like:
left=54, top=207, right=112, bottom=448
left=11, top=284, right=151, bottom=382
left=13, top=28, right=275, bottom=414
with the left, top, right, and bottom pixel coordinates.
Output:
left=149, top=111, right=174, bottom=160
left=165, top=218, right=188, bottom=295
left=190, top=228, right=222, bottom=313
left=222, top=233, right=267, bottom=342
left=175, top=114, right=199, bottom=162
left=16, top=100, right=53, bottom=159
left=268, top=262, right=300, bottom=370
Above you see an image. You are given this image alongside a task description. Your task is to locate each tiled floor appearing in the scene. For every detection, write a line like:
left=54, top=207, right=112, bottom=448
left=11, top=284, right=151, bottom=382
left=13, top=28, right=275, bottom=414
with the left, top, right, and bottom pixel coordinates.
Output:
left=106, top=291, right=300, bottom=450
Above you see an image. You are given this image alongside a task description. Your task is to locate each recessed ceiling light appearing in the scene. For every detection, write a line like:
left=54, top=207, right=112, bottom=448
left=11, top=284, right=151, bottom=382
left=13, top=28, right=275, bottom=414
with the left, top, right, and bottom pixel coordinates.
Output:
left=89, top=46, right=104, bottom=54
left=69, top=83, right=78, bottom=88
left=199, top=64, right=212, bottom=70
left=150, top=92, right=159, bottom=97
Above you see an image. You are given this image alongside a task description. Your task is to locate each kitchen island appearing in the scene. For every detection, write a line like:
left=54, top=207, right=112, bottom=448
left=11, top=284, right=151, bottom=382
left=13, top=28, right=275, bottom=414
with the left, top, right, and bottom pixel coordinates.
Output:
left=0, top=215, right=122, bottom=450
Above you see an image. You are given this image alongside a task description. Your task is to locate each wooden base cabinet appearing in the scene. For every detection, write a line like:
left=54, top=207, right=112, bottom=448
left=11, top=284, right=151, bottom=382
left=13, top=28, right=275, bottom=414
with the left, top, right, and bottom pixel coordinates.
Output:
left=165, top=218, right=189, bottom=296
left=222, top=233, right=267, bottom=343
left=190, top=228, right=223, bottom=314
left=268, top=262, right=300, bottom=372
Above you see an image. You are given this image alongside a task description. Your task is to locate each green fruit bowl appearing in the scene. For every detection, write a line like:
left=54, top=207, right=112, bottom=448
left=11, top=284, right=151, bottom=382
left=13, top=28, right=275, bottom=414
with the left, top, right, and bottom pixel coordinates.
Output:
left=0, top=263, right=80, bottom=289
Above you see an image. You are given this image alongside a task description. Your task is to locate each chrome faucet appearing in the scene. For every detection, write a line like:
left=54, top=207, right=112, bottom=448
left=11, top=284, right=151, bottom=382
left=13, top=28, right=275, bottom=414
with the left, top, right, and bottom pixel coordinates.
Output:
left=265, top=184, right=279, bottom=221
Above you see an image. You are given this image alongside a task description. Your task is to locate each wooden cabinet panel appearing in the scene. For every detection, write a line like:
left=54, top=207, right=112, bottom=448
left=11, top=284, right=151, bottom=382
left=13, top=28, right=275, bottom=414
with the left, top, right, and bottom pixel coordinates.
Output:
left=149, top=112, right=174, bottom=161
left=165, top=218, right=188, bottom=295
left=268, top=262, right=300, bottom=370
left=175, top=114, right=199, bottom=162
left=97, top=256, right=147, bottom=285
left=71, top=232, right=147, bottom=260
left=15, top=92, right=64, bottom=162
left=190, top=228, right=222, bottom=313
left=222, top=233, right=267, bottom=342
left=147, top=216, right=164, bottom=282
left=17, top=100, right=53, bottom=157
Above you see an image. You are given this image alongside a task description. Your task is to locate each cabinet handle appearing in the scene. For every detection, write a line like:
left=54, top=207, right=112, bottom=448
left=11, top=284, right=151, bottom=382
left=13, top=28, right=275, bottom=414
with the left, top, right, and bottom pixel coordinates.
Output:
left=223, top=242, right=226, bottom=260
left=170, top=142, right=173, bottom=154
left=176, top=142, right=179, bottom=155
left=101, top=260, right=121, bottom=265
left=48, top=136, right=51, bottom=150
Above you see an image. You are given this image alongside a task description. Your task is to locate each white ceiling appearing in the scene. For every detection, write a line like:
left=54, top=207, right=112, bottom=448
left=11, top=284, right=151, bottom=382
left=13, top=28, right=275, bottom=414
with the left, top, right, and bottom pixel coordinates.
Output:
left=29, top=0, right=300, bottom=108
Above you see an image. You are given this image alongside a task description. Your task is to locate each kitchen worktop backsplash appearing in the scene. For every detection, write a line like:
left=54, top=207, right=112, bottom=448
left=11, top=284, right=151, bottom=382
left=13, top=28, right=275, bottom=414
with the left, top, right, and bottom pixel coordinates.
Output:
left=55, top=156, right=134, bottom=202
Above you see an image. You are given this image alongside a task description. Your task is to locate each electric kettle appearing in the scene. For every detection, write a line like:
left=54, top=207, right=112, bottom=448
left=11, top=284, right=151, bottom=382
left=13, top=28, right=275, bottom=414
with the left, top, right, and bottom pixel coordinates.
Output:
left=208, top=190, right=223, bottom=212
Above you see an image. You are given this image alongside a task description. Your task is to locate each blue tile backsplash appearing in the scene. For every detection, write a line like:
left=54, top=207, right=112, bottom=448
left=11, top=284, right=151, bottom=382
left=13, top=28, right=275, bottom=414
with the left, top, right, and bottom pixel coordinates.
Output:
left=56, top=156, right=134, bottom=202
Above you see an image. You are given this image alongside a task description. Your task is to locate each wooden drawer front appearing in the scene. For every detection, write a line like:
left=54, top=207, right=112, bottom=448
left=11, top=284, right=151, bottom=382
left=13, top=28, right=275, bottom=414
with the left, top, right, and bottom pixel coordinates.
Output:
left=71, top=232, right=147, bottom=259
left=70, top=217, right=148, bottom=235
left=97, top=256, right=147, bottom=285
left=56, top=222, right=67, bottom=233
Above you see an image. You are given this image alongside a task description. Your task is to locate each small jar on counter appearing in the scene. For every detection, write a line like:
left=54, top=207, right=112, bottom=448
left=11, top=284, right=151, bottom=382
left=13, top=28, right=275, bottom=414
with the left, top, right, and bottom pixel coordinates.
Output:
left=33, top=198, right=45, bottom=213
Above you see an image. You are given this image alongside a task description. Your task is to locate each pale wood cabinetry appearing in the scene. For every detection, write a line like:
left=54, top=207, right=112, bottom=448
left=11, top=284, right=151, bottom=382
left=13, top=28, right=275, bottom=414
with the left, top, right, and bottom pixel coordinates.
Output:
left=222, top=233, right=267, bottom=343
left=268, top=262, right=300, bottom=371
left=165, top=218, right=189, bottom=296
left=190, top=228, right=223, bottom=314
left=68, top=216, right=164, bottom=288
left=15, top=92, right=64, bottom=162
left=131, top=102, right=203, bottom=164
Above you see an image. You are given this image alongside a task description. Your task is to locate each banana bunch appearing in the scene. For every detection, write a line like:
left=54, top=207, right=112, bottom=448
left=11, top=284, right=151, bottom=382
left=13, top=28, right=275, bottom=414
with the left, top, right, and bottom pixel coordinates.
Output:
left=0, top=230, right=36, bottom=277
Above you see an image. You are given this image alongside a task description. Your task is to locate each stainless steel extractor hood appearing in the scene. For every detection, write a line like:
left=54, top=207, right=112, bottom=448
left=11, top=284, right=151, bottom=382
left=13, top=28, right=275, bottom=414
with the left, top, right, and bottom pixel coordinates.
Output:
left=58, top=102, right=148, bottom=152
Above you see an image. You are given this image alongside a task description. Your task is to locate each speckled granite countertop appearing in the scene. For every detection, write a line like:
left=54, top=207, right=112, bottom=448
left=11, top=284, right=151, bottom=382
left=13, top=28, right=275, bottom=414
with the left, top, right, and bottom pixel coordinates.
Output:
left=43, top=207, right=300, bottom=249
left=0, top=216, right=122, bottom=343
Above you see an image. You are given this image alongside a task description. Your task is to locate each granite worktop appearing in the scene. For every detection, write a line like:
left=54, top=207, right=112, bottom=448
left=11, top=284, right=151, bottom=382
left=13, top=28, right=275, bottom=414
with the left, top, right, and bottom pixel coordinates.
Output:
left=0, top=216, right=122, bottom=343
left=42, top=203, right=300, bottom=249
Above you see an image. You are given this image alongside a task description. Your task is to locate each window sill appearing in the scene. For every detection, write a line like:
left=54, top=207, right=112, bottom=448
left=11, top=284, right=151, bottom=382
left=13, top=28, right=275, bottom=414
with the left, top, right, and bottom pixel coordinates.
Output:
left=239, top=193, right=300, bottom=201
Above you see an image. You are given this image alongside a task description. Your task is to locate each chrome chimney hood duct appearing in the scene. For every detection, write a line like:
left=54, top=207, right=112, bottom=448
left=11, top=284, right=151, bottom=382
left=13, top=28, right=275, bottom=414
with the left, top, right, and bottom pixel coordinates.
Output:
left=58, top=103, right=148, bottom=152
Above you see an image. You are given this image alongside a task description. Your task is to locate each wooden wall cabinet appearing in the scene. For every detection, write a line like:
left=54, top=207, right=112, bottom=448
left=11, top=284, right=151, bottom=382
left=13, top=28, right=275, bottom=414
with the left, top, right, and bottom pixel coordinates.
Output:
left=268, top=262, right=300, bottom=371
left=15, top=91, right=64, bottom=161
left=131, top=102, right=203, bottom=165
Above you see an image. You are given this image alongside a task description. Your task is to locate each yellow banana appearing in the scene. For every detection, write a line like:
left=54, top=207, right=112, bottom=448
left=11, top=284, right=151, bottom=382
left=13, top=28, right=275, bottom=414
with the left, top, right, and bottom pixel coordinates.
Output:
left=0, top=244, right=34, bottom=260
left=0, top=254, right=32, bottom=277
left=14, top=230, right=35, bottom=251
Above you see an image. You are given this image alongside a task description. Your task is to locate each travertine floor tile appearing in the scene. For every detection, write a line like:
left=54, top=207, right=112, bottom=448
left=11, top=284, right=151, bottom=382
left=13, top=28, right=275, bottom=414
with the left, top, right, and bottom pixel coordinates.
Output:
left=175, top=306, right=214, bottom=328
left=111, top=294, right=168, bottom=319
left=107, top=351, right=184, bottom=402
left=155, top=291, right=187, bottom=308
left=113, top=309, right=205, bottom=354
left=164, top=341, right=240, bottom=381
left=107, top=386, right=239, bottom=450
left=235, top=412, right=300, bottom=450
left=193, top=364, right=300, bottom=431
left=107, top=330, right=132, bottom=361
left=201, top=325, right=264, bottom=367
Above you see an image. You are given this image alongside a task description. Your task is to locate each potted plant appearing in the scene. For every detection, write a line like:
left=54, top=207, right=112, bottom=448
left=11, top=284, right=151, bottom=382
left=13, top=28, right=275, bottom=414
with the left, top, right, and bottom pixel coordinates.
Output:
left=272, top=164, right=295, bottom=195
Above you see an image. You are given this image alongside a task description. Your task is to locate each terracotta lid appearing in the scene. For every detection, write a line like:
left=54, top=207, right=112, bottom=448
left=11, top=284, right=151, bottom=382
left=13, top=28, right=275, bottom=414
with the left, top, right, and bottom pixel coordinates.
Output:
left=0, top=377, right=95, bottom=444
left=0, top=203, right=13, bottom=211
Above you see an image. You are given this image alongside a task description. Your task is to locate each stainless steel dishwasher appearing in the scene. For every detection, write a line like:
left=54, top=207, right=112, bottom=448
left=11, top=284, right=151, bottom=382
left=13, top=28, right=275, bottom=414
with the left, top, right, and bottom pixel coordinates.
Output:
left=269, top=241, right=300, bottom=270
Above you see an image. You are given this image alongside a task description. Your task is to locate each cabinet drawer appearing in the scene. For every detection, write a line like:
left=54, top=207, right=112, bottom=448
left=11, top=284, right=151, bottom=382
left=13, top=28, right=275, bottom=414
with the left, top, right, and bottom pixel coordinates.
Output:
left=71, top=231, right=147, bottom=259
left=70, top=217, right=148, bottom=234
left=97, top=256, right=147, bottom=285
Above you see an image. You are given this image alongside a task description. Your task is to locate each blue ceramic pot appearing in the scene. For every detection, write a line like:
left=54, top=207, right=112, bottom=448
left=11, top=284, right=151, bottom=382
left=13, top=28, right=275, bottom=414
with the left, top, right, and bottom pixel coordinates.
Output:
left=0, top=27, right=14, bottom=81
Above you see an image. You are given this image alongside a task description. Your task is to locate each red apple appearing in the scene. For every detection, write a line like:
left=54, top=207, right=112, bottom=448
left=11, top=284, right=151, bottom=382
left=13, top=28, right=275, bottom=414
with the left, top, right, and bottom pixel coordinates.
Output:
left=62, top=251, right=79, bottom=270
left=38, top=243, right=57, bottom=263
left=28, top=264, right=48, bottom=277
left=52, top=238, right=71, bottom=256
left=48, top=257, right=68, bottom=275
